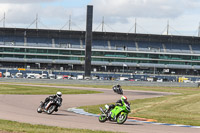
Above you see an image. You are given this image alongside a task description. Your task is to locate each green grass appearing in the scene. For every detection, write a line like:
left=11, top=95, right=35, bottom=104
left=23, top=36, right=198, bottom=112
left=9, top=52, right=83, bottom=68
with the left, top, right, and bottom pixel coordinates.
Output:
left=1, top=82, right=113, bottom=89
left=80, top=86, right=200, bottom=126
left=0, top=84, right=101, bottom=95
left=0, top=119, right=115, bottom=133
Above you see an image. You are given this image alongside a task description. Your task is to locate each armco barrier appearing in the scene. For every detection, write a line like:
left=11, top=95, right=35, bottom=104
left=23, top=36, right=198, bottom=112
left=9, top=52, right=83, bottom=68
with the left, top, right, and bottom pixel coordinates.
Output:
left=0, top=78, right=198, bottom=87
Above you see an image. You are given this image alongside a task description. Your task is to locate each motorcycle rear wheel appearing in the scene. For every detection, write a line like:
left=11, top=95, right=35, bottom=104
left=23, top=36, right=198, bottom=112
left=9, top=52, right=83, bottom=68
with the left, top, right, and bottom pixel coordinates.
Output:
left=98, top=114, right=107, bottom=122
left=117, top=113, right=127, bottom=124
left=47, top=105, right=56, bottom=114
left=118, top=88, right=123, bottom=95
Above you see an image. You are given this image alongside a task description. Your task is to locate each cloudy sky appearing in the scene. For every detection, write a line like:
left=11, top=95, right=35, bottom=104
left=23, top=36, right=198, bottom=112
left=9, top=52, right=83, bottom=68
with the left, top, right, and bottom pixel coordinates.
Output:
left=0, top=0, right=200, bottom=36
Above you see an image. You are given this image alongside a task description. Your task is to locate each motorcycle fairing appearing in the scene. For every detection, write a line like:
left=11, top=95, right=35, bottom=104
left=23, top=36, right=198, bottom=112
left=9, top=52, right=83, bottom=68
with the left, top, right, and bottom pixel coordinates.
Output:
left=110, top=106, right=124, bottom=120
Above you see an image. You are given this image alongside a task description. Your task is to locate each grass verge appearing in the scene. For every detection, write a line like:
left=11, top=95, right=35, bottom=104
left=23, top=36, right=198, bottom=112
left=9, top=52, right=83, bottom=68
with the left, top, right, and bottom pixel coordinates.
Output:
left=0, top=84, right=101, bottom=95
left=80, top=86, right=200, bottom=126
left=0, top=119, right=115, bottom=133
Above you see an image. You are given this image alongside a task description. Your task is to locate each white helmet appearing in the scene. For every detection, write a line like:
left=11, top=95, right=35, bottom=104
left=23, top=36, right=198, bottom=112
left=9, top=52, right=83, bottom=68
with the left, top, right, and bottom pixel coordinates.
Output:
left=56, top=91, right=62, bottom=97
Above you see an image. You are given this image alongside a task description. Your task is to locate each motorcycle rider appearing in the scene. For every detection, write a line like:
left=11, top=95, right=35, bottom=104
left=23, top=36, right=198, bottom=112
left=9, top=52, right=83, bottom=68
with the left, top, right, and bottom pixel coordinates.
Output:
left=41, top=91, right=63, bottom=111
left=116, top=84, right=121, bottom=88
left=113, top=84, right=121, bottom=91
left=106, top=96, right=128, bottom=116
left=113, top=84, right=121, bottom=88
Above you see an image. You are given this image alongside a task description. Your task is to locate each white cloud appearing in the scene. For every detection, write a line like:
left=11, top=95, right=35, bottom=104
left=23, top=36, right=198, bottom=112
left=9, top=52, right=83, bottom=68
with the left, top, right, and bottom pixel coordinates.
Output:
left=92, top=0, right=200, bottom=20
left=0, top=2, right=86, bottom=30
left=90, top=0, right=200, bottom=36
left=0, top=0, right=199, bottom=36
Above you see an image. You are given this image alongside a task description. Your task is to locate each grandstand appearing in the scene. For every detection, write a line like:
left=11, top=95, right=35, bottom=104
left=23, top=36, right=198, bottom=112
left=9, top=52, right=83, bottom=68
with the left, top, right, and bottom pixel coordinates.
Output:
left=0, top=27, right=200, bottom=75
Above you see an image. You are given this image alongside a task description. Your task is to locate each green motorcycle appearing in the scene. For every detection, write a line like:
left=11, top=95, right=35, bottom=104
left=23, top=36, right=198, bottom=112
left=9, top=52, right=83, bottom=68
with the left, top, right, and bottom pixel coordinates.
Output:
left=99, top=100, right=131, bottom=124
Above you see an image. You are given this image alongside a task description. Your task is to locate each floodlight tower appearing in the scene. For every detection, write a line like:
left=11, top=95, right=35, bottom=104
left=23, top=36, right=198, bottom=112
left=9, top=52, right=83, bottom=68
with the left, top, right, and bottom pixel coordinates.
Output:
left=84, top=5, right=93, bottom=78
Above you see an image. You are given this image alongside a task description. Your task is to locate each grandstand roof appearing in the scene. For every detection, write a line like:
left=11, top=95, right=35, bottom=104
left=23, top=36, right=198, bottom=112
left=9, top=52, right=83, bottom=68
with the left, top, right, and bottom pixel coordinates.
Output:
left=0, top=27, right=199, bottom=44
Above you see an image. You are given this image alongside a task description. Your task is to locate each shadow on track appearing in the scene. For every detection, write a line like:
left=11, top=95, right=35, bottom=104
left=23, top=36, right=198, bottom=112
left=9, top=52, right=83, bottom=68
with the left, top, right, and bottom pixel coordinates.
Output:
left=106, top=121, right=143, bottom=126
left=51, top=113, right=75, bottom=116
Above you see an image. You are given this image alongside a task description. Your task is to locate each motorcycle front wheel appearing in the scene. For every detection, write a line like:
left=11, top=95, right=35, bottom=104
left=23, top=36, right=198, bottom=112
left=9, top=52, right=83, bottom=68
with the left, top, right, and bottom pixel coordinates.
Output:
left=37, top=103, right=43, bottom=113
left=47, top=105, right=56, bottom=114
left=98, top=114, right=107, bottom=122
left=117, top=113, right=127, bottom=124
left=112, top=87, right=116, bottom=92
left=37, top=107, right=42, bottom=113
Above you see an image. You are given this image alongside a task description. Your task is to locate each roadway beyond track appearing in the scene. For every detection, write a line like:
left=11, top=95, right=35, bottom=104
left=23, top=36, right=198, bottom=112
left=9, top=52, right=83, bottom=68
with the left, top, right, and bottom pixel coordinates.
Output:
left=0, top=83, right=199, bottom=133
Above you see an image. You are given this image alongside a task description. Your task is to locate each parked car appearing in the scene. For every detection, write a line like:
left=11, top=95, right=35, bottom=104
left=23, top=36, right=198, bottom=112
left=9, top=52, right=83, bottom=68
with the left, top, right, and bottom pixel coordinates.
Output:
left=26, top=73, right=35, bottom=79
left=183, top=80, right=193, bottom=83
left=119, top=77, right=129, bottom=81
left=41, top=74, right=48, bottom=79
left=134, top=79, right=141, bottom=81
left=129, top=78, right=135, bottom=81
left=157, top=78, right=163, bottom=82
left=68, top=76, right=76, bottom=80
left=15, top=73, right=23, bottom=78
left=63, top=75, right=69, bottom=79
left=77, top=75, right=84, bottom=80
left=49, top=74, right=56, bottom=79
left=56, top=75, right=63, bottom=79
left=195, top=80, right=200, bottom=83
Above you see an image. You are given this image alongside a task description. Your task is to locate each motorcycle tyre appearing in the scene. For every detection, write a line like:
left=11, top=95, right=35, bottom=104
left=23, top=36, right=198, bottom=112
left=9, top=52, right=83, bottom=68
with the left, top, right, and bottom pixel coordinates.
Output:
left=47, top=105, right=56, bottom=114
left=113, top=88, right=116, bottom=92
left=118, top=88, right=123, bottom=95
left=98, top=114, right=107, bottom=123
left=117, top=113, right=127, bottom=124
left=37, top=102, right=43, bottom=113
left=37, top=107, right=42, bottom=113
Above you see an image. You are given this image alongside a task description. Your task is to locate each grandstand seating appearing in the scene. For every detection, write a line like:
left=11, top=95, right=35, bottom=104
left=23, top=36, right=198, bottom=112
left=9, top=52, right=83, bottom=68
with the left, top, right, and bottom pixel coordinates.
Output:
left=92, top=45, right=105, bottom=49
left=137, top=42, right=163, bottom=52
left=55, top=38, right=80, bottom=44
left=191, top=44, right=200, bottom=54
left=164, top=43, right=190, bottom=53
left=27, top=37, right=51, bottom=44
left=0, top=35, right=196, bottom=55
left=109, top=40, right=135, bottom=51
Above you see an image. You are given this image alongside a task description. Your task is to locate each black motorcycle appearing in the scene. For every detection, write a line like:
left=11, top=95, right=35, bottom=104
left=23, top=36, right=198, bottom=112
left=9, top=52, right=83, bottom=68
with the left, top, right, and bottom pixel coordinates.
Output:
left=37, top=97, right=62, bottom=114
left=112, top=86, right=123, bottom=95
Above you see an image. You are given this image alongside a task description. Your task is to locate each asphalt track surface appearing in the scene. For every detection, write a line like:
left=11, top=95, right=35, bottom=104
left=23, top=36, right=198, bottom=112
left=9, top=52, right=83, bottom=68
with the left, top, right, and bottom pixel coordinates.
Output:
left=0, top=83, right=199, bottom=133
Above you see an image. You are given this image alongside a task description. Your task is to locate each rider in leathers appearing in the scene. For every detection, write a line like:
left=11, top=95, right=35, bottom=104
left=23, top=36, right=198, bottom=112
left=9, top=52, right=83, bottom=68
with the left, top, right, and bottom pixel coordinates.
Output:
left=106, top=96, right=128, bottom=118
left=41, top=91, right=62, bottom=111
left=113, top=84, right=121, bottom=91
